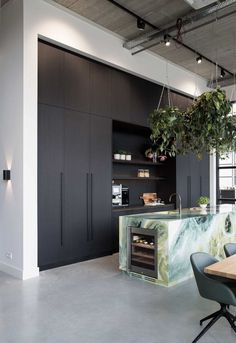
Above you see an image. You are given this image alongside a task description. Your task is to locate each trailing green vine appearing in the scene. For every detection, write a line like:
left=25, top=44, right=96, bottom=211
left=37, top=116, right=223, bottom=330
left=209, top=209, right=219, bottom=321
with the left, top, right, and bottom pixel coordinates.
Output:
left=148, top=87, right=235, bottom=158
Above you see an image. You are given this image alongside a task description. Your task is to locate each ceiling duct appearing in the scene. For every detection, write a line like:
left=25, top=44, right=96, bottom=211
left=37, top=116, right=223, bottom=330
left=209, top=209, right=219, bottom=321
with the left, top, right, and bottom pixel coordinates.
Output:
left=208, top=75, right=236, bottom=88
left=184, top=0, right=217, bottom=9
left=123, top=0, right=236, bottom=51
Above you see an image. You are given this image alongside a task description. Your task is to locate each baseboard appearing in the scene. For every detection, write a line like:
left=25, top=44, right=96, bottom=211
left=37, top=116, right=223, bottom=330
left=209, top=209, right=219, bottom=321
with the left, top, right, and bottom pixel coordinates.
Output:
left=0, top=261, right=23, bottom=279
left=0, top=261, right=39, bottom=280
left=22, top=267, right=39, bottom=280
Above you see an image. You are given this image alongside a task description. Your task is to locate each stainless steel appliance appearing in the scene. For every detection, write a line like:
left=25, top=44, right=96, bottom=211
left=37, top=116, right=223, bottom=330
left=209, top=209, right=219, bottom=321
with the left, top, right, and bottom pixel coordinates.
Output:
left=112, top=184, right=129, bottom=207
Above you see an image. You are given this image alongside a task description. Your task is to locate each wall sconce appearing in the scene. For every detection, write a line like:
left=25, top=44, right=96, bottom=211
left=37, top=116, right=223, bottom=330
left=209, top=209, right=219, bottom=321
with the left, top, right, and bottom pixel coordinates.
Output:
left=3, top=170, right=11, bottom=181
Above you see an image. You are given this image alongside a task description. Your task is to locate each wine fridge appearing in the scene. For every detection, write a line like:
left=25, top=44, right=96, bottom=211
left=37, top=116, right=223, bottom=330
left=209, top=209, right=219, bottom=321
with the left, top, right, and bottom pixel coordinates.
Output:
left=128, top=227, right=158, bottom=278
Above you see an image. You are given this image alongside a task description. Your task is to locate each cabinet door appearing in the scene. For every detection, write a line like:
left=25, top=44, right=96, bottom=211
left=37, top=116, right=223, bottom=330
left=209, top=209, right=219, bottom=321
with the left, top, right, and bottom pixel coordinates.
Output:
left=176, top=153, right=210, bottom=208
left=38, top=42, right=64, bottom=107
left=38, top=104, right=65, bottom=268
left=176, top=154, right=190, bottom=208
left=200, top=154, right=210, bottom=197
left=111, top=69, right=131, bottom=122
left=90, top=115, right=112, bottom=254
left=64, top=110, right=90, bottom=260
left=90, top=62, right=111, bottom=117
left=64, top=52, right=90, bottom=112
left=190, top=154, right=201, bottom=206
left=130, top=76, right=150, bottom=127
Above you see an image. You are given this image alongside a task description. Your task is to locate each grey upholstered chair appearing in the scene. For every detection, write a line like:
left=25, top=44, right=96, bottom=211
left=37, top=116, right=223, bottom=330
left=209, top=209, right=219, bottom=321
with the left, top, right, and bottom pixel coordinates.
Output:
left=224, top=243, right=236, bottom=257
left=190, top=252, right=236, bottom=343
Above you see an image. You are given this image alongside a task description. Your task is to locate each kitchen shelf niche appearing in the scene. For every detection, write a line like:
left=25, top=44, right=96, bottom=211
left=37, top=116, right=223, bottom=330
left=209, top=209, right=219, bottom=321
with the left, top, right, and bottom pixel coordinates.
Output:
left=112, top=159, right=163, bottom=166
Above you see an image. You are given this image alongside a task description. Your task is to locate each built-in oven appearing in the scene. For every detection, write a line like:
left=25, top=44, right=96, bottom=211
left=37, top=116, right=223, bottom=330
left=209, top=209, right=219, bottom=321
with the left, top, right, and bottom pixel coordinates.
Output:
left=128, top=226, right=158, bottom=278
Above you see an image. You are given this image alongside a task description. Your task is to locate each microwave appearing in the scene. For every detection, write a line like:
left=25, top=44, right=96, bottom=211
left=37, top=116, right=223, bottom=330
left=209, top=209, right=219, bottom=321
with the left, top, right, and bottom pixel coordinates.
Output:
left=112, top=184, right=129, bottom=207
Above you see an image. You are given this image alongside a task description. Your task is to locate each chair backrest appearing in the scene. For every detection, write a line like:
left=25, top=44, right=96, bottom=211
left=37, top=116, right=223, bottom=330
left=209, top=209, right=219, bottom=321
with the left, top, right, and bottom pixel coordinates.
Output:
left=190, top=252, right=218, bottom=298
left=224, top=243, right=236, bottom=257
left=190, top=252, right=236, bottom=305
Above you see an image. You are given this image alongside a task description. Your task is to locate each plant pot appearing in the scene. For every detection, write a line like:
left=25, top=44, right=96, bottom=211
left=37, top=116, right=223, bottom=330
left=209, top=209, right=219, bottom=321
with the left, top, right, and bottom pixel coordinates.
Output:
left=114, top=153, right=120, bottom=160
left=199, top=204, right=207, bottom=209
left=120, top=154, right=126, bottom=160
left=159, top=155, right=167, bottom=162
left=126, top=154, right=132, bottom=160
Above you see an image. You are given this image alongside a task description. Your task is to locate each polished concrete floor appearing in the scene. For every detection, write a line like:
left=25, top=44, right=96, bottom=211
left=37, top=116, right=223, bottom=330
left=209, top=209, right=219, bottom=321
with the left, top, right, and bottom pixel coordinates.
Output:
left=0, top=254, right=235, bottom=343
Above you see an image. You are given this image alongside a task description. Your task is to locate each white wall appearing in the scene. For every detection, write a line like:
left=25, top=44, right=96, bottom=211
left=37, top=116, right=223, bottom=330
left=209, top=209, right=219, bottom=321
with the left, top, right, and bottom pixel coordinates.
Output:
left=223, top=84, right=236, bottom=102
left=0, top=0, right=209, bottom=279
left=0, top=0, right=24, bottom=278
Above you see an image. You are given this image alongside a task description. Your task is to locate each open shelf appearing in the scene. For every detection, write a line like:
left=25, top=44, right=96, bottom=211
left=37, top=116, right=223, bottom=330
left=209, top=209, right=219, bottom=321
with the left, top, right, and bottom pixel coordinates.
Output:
left=131, top=257, right=154, bottom=266
left=113, top=176, right=166, bottom=180
left=112, top=159, right=163, bottom=166
left=132, top=242, right=155, bottom=250
left=132, top=252, right=154, bottom=260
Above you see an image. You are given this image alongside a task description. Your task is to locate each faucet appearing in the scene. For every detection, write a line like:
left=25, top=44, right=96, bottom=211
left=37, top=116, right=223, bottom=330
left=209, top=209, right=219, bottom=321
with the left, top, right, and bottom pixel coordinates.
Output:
left=169, top=193, right=182, bottom=215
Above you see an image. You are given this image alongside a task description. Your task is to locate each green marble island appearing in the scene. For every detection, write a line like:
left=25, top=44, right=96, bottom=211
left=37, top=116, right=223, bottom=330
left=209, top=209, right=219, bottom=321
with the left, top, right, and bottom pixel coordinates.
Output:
left=119, top=206, right=236, bottom=287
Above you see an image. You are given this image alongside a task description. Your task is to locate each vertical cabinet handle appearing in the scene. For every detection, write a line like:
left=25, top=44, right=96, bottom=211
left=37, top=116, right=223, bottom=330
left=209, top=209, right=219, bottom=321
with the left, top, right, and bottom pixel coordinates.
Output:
left=90, top=173, right=93, bottom=240
left=86, top=173, right=90, bottom=241
left=60, top=172, right=64, bottom=247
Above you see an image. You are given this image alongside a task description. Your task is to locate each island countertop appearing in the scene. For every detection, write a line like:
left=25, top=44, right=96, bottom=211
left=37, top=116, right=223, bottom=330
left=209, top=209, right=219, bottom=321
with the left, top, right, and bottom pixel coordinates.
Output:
left=122, top=204, right=236, bottom=221
left=119, top=205, right=236, bottom=287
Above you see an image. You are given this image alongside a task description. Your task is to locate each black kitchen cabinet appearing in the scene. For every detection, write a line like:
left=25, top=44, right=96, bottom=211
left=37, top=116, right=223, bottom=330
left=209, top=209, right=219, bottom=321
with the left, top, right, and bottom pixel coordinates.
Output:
left=176, top=153, right=209, bottom=208
left=64, top=52, right=90, bottom=113
left=171, top=91, right=192, bottom=111
left=90, top=62, right=111, bottom=117
left=90, top=116, right=112, bottom=254
left=111, top=69, right=131, bottom=122
left=129, top=77, right=161, bottom=127
left=64, top=110, right=90, bottom=260
left=129, top=76, right=151, bottom=127
left=38, top=104, right=65, bottom=267
left=38, top=42, right=65, bottom=107
left=38, top=106, right=112, bottom=269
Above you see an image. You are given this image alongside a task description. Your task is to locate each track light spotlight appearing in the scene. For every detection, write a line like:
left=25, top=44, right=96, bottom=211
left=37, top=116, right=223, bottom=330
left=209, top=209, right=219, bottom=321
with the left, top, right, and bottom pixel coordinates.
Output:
left=164, top=34, right=171, bottom=47
left=196, top=56, right=202, bottom=64
left=137, top=17, right=145, bottom=30
left=220, top=68, right=225, bottom=78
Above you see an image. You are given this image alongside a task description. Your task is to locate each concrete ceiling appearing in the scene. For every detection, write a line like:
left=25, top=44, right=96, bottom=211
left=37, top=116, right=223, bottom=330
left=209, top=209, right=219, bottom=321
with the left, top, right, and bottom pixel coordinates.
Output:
left=0, top=0, right=10, bottom=7
left=52, top=0, right=236, bottom=83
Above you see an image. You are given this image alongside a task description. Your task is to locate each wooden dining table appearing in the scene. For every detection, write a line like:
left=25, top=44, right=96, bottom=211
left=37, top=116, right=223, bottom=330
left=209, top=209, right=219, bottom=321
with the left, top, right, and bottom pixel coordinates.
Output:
left=204, top=254, right=236, bottom=280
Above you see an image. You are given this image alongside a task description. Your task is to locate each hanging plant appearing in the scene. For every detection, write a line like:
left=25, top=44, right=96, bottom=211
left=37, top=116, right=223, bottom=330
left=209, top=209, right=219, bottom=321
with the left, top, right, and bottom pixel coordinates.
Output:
left=148, top=87, right=236, bottom=159
left=184, top=87, right=235, bottom=157
left=148, top=106, right=184, bottom=157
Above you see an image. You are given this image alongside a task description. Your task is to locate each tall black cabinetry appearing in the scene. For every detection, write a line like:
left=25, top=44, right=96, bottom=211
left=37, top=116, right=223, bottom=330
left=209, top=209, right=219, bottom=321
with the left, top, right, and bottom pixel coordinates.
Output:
left=38, top=107, right=112, bottom=269
left=38, top=40, right=210, bottom=267
left=176, top=153, right=209, bottom=208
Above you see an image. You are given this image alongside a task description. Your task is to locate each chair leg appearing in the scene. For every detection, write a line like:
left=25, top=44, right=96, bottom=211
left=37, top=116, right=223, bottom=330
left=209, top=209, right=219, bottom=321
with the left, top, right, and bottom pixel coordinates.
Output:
left=200, top=309, right=221, bottom=326
left=228, top=312, right=236, bottom=322
left=192, top=313, right=222, bottom=343
left=224, top=312, right=236, bottom=333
